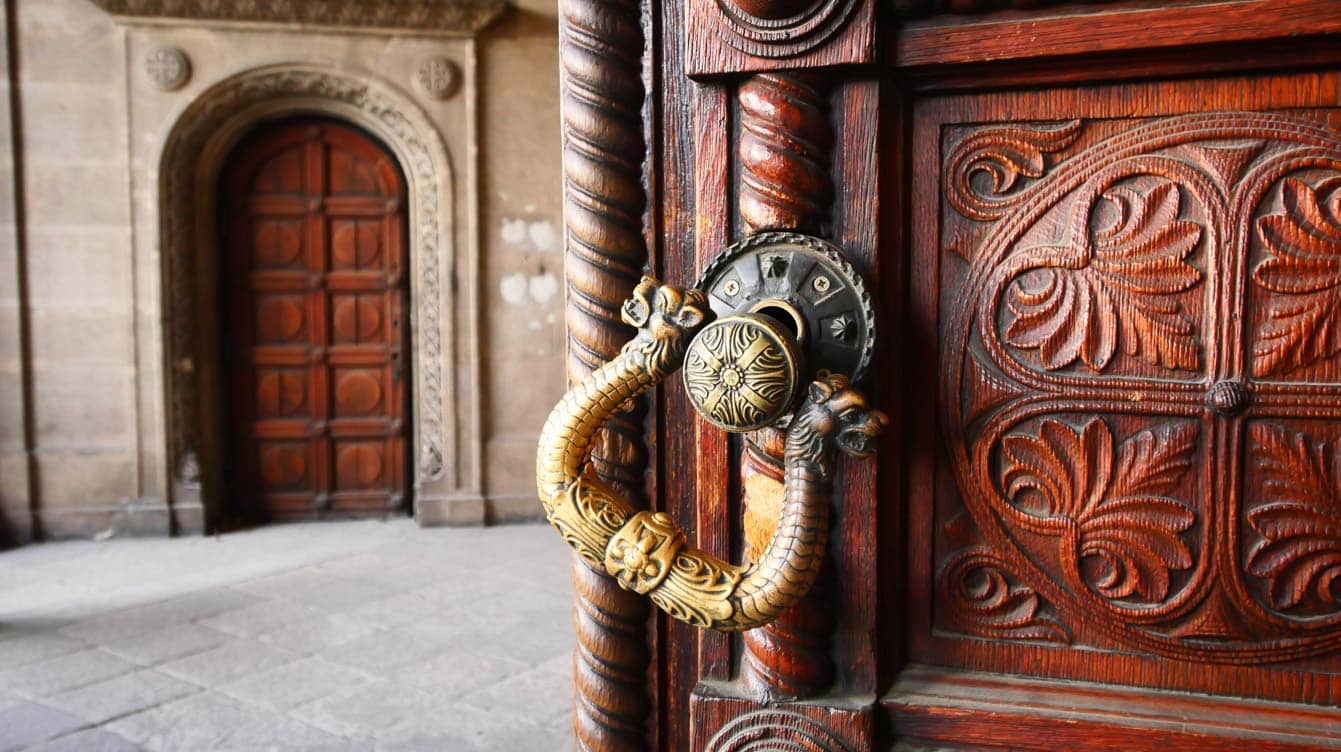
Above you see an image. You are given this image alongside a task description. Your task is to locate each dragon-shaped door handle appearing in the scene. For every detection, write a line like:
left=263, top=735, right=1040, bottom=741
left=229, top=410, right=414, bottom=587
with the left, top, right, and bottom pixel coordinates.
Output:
left=536, top=233, right=887, bottom=631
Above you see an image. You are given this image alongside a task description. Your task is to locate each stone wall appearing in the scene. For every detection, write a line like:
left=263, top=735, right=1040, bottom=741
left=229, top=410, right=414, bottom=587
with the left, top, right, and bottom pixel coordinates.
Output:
left=478, top=0, right=564, bottom=520
left=0, top=0, right=567, bottom=543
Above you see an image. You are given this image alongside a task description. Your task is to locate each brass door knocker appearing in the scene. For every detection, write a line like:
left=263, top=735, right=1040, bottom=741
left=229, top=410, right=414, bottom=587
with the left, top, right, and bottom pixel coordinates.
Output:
left=536, top=233, right=887, bottom=631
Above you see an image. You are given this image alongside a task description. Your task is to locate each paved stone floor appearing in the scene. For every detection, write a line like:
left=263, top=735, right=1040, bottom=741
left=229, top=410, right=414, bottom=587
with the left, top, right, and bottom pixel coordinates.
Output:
left=0, top=519, right=576, bottom=751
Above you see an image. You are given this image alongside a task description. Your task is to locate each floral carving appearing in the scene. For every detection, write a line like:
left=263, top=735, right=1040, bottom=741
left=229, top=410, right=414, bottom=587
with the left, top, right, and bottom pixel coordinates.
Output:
left=605, top=511, right=685, bottom=595
left=1004, top=182, right=1204, bottom=372
left=941, top=547, right=1070, bottom=643
left=946, top=120, right=1082, bottom=221
left=1251, top=176, right=1341, bottom=377
left=1247, top=423, right=1341, bottom=613
left=1000, top=418, right=1197, bottom=603
left=683, top=316, right=796, bottom=431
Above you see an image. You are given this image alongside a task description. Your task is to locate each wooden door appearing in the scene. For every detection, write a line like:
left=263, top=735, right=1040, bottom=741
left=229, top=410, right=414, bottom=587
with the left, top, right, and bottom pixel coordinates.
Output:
left=222, top=119, right=409, bottom=522
left=556, top=1, right=1341, bottom=750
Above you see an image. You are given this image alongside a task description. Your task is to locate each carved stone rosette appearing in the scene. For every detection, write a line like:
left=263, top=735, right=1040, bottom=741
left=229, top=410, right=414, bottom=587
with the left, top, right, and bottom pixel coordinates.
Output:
left=939, top=111, right=1341, bottom=663
left=558, top=1, right=654, bottom=748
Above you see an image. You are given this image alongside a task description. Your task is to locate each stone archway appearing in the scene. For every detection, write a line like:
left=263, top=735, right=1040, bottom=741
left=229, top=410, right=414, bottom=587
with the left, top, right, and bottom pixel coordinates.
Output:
left=158, top=64, right=458, bottom=529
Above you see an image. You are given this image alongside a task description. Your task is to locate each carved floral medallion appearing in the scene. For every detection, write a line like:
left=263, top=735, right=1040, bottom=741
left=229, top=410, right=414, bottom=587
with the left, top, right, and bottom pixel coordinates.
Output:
left=938, top=112, right=1341, bottom=663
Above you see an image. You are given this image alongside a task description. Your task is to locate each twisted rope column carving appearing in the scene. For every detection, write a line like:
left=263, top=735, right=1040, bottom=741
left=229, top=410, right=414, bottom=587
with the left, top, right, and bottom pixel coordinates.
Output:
left=739, top=72, right=834, bottom=236
left=737, top=71, right=837, bottom=701
left=560, top=1, right=652, bottom=749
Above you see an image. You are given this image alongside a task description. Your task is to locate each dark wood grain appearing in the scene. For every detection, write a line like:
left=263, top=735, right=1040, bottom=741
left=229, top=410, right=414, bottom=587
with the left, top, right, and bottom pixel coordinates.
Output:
left=734, top=69, right=840, bottom=704
left=222, top=120, right=408, bottom=522
left=896, top=0, right=1341, bottom=69
left=613, top=1, right=1341, bottom=750
left=685, top=0, right=874, bottom=77
left=559, top=1, right=654, bottom=748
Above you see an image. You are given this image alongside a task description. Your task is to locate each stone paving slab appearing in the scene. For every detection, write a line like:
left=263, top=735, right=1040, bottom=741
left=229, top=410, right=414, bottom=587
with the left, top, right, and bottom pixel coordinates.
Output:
left=0, top=520, right=576, bottom=751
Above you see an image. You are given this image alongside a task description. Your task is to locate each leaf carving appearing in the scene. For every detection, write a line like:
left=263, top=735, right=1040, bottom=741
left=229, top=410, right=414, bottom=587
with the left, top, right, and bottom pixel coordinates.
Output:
left=1005, top=182, right=1204, bottom=372
left=1246, top=423, right=1341, bottom=612
left=946, top=120, right=1082, bottom=221
left=1251, top=176, right=1341, bottom=377
left=1001, top=418, right=1197, bottom=603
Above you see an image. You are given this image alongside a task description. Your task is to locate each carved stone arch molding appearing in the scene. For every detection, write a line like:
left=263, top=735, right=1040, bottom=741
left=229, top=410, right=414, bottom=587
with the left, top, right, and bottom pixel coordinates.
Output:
left=157, top=63, right=471, bottom=528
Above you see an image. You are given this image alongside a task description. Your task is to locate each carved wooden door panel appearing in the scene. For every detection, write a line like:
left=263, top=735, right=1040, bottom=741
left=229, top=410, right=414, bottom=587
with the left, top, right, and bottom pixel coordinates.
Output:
left=893, top=74, right=1341, bottom=749
left=554, top=1, right=1341, bottom=750
left=222, top=119, right=409, bottom=522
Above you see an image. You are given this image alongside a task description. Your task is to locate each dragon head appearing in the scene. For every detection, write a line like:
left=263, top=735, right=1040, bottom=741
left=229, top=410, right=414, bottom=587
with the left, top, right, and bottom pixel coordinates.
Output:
left=620, top=277, right=714, bottom=376
left=787, top=373, right=888, bottom=474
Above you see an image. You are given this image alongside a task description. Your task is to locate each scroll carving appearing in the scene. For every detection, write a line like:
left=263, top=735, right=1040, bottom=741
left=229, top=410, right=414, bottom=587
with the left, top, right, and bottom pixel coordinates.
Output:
left=945, top=120, right=1080, bottom=222
left=941, top=547, right=1069, bottom=644
left=704, top=709, right=854, bottom=752
left=938, top=111, right=1341, bottom=663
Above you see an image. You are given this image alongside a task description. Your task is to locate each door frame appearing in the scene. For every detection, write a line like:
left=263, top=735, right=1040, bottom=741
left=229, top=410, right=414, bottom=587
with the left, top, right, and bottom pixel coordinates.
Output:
left=156, top=64, right=475, bottom=534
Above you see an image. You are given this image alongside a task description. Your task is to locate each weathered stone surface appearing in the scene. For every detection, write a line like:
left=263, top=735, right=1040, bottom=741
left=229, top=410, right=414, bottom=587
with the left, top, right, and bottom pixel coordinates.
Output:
left=2, top=0, right=565, bottom=537
left=1, top=518, right=574, bottom=748
left=0, top=703, right=88, bottom=750
left=44, top=669, right=198, bottom=724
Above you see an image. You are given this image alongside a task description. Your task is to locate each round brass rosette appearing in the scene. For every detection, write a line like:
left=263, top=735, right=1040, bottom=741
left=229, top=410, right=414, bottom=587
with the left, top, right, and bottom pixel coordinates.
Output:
left=683, top=313, right=803, bottom=433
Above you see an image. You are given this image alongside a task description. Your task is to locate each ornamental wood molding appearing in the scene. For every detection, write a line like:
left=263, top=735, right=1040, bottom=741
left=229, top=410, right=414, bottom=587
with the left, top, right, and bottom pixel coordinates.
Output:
left=89, top=0, right=508, bottom=34
left=687, top=0, right=874, bottom=76
left=558, top=0, right=655, bottom=748
left=938, top=111, right=1341, bottom=664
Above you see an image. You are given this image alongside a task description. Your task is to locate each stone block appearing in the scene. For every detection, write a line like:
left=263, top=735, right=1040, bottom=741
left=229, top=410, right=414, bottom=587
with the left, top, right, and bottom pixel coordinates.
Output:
left=24, top=165, right=130, bottom=227
left=44, top=668, right=197, bottom=724
left=321, top=626, right=446, bottom=674
left=102, top=623, right=231, bottom=666
left=19, top=84, right=125, bottom=164
left=31, top=452, right=136, bottom=510
left=415, top=494, right=485, bottom=526
left=196, top=598, right=320, bottom=638
left=27, top=727, right=141, bottom=752
left=458, top=665, right=572, bottom=725
left=29, top=309, right=132, bottom=368
left=0, top=648, right=137, bottom=697
left=157, top=639, right=299, bottom=687
left=0, top=702, right=87, bottom=750
left=106, top=691, right=343, bottom=750
left=25, top=227, right=132, bottom=312
left=218, top=656, right=371, bottom=711
left=484, top=436, right=544, bottom=499
left=15, top=0, right=122, bottom=86
left=0, top=632, right=83, bottom=670
left=31, top=368, right=133, bottom=449
left=396, top=647, right=528, bottom=700
left=254, top=612, right=381, bottom=655
left=487, top=493, right=544, bottom=523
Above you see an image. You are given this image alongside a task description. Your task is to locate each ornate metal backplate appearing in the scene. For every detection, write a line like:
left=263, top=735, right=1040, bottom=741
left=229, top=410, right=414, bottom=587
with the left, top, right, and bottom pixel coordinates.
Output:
left=696, top=232, right=876, bottom=386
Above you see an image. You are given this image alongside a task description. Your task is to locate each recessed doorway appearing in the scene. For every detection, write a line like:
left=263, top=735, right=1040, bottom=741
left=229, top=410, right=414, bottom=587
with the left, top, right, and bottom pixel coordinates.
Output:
left=219, top=118, right=411, bottom=523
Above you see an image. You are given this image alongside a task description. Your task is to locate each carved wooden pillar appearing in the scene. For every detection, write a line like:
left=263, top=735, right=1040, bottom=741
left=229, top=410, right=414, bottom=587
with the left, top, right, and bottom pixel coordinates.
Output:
left=736, top=71, right=838, bottom=702
left=559, top=1, right=653, bottom=749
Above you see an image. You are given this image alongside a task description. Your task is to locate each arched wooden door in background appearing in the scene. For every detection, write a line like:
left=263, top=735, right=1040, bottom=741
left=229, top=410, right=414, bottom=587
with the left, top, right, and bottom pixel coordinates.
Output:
left=221, top=119, right=410, bottom=523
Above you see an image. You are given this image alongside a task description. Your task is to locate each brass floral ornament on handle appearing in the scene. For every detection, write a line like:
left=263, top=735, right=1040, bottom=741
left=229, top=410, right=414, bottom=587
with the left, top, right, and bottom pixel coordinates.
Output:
left=536, top=270, right=887, bottom=631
